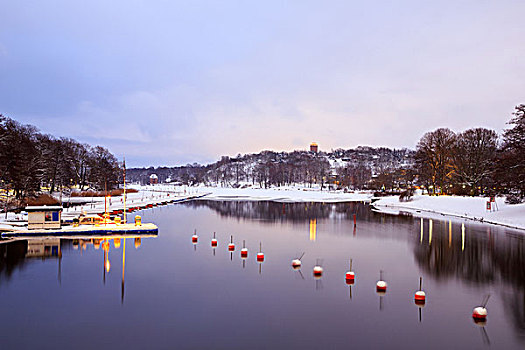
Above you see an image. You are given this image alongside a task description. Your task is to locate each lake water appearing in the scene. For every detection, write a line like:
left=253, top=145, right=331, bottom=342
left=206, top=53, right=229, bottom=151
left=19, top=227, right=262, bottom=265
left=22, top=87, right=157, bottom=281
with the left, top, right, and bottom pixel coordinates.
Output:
left=1, top=201, right=524, bottom=349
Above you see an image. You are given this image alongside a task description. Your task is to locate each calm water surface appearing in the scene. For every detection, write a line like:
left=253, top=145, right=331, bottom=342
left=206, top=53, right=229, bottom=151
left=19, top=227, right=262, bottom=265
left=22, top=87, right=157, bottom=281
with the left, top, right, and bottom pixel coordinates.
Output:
left=1, top=201, right=524, bottom=349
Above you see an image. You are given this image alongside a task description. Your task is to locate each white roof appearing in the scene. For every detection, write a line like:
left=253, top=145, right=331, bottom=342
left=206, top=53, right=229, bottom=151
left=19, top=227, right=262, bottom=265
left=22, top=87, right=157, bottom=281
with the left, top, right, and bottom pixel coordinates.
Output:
left=149, top=174, right=158, bottom=179
left=25, top=206, right=63, bottom=212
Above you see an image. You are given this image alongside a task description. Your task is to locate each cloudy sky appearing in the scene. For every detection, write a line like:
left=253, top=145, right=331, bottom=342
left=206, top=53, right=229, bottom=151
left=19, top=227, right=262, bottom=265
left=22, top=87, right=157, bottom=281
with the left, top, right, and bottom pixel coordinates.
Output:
left=1, top=1, right=524, bottom=167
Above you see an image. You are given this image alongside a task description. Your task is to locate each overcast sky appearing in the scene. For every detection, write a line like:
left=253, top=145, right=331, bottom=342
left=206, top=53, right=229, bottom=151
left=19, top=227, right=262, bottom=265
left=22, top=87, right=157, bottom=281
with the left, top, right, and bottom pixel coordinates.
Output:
left=1, top=1, right=524, bottom=167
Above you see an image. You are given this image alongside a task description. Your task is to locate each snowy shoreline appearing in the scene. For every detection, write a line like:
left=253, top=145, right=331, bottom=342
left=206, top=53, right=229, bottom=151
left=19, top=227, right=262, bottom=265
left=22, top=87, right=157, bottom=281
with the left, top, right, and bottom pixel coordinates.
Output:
left=372, top=195, right=525, bottom=231
left=137, top=184, right=525, bottom=231
left=2, top=184, right=524, bottom=233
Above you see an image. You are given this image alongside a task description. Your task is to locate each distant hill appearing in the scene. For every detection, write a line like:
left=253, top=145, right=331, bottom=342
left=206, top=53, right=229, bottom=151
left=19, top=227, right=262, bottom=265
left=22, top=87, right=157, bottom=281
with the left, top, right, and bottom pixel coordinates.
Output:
left=127, top=146, right=415, bottom=190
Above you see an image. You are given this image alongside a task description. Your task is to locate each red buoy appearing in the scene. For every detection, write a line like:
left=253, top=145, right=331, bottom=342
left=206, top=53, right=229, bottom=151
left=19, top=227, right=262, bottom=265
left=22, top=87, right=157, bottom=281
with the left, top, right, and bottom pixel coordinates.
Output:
left=345, top=272, right=355, bottom=284
left=228, top=235, right=235, bottom=251
left=414, top=277, right=426, bottom=304
left=192, top=229, right=198, bottom=243
left=241, top=240, right=248, bottom=258
left=211, top=232, right=218, bottom=247
left=257, top=242, right=264, bottom=262
left=345, top=259, right=355, bottom=283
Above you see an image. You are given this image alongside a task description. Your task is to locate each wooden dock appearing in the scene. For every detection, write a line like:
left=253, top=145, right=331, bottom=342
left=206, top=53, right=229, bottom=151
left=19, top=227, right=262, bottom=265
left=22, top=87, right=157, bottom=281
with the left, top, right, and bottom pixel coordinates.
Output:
left=1, top=223, right=159, bottom=238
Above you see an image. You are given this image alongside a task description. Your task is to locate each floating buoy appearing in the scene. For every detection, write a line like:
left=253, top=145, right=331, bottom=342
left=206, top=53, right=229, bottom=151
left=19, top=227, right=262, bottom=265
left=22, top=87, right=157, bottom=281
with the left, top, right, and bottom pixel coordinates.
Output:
left=472, top=294, right=490, bottom=321
left=415, top=291, right=426, bottom=303
left=313, top=259, right=323, bottom=278
left=256, top=242, right=264, bottom=262
left=472, top=307, right=488, bottom=320
left=211, top=232, right=218, bottom=247
left=192, top=229, right=198, bottom=243
left=228, top=235, right=235, bottom=251
left=313, top=266, right=323, bottom=278
left=292, top=252, right=305, bottom=269
left=376, top=281, right=387, bottom=292
left=345, top=259, right=355, bottom=284
left=376, top=270, right=387, bottom=292
left=414, top=277, right=426, bottom=304
left=241, top=240, right=248, bottom=258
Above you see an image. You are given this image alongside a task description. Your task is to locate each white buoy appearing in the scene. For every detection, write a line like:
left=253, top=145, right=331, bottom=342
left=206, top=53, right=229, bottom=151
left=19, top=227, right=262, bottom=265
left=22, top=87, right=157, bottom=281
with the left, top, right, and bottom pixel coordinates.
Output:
left=192, top=229, right=198, bottom=243
left=473, top=307, right=488, bottom=321
left=292, top=259, right=302, bottom=269
left=472, top=294, right=490, bottom=320
left=313, top=266, right=323, bottom=277
left=376, top=270, right=387, bottom=292
left=292, top=252, right=305, bottom=269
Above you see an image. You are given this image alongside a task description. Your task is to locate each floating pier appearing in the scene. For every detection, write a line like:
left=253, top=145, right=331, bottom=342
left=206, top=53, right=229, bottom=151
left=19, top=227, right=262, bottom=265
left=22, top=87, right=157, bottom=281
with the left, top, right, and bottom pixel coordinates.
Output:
left=1, top=222, right=158, bottom=238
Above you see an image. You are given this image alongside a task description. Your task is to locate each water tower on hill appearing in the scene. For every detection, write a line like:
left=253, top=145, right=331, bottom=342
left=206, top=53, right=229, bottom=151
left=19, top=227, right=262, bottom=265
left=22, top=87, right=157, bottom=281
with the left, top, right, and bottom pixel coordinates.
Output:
left=310, top=142, right=318, bottom=153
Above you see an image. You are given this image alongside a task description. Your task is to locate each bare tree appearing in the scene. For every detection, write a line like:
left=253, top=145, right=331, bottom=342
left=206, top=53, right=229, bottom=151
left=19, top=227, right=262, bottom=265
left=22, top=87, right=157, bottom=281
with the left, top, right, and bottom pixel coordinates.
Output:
left=453, top=128, right=498, bottom=195
left=415, top=128, right=456, bottom=195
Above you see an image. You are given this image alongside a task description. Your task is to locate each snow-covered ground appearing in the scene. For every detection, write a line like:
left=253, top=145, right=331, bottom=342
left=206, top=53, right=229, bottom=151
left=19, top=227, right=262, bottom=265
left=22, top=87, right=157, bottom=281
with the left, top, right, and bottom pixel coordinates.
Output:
left=196, top=185, right=371, bottom=202
left=373, top=194, right=525, bottom=231
left=2, top=183, right=524, bottom=233
left=137, top=183, right=372, bottom=203
left=0, top=187, right=196, bottom=231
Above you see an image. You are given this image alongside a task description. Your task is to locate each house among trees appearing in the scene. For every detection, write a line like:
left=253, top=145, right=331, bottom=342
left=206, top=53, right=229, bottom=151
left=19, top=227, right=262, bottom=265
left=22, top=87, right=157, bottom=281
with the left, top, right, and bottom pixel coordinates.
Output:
left=149, top=173, right=159, bottom=185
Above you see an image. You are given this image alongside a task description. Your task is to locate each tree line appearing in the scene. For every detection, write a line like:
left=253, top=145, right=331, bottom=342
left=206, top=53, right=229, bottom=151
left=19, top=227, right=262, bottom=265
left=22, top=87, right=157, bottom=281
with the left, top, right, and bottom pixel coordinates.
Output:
left=0, top=114, right=121, bottom=200
left=3, top=103, right=523, bottom=204
left=414, top=104, right=525, bottom=200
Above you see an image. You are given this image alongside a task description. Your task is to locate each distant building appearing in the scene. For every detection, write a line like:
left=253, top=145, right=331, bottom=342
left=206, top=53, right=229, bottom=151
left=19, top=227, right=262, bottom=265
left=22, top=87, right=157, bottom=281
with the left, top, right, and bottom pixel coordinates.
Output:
left=25, top=205, right=63, bottom=230
left=149, top=174, right=158, bottom=185
left=310, top=142, right=318, bottom=153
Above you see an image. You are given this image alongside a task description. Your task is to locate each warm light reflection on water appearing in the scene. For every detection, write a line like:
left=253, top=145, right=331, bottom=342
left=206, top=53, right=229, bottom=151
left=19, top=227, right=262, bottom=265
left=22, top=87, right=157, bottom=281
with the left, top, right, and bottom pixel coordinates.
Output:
left=309, top=219, right=317, bottom=241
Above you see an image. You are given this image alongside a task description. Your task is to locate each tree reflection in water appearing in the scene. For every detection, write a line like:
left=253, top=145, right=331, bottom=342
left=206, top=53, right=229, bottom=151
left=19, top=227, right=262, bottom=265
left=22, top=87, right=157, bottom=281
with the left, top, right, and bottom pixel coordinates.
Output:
left=184, top=200, right=375, bottom=223
left=413, top=219, right=525, bottom=336
left=185, top=200, right=525, bottom=337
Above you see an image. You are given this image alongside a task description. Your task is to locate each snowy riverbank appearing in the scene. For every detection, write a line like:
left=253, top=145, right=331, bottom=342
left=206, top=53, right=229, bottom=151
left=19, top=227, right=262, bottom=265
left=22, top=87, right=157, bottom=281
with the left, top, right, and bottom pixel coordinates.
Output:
left=373, top=194, right=525, bottom=231
left=132, top=184, right=373, bottom=203
left=2, top=183, right=524, bottom=232
left=135, top=184, right=525, bottom=230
